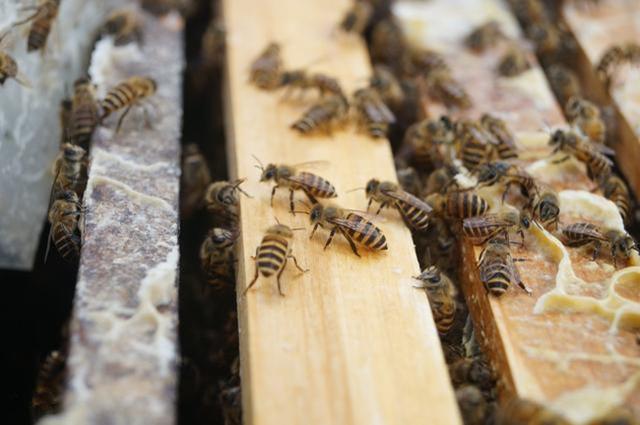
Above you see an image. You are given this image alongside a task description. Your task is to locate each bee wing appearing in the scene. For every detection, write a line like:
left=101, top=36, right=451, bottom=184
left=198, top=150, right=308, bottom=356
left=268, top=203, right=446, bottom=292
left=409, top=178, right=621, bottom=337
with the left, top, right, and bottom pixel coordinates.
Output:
left=592, top=142, right=615, bottom=156
left=329, top=215, right=379, bottom=233
left=380, top=187, right=432, bottom=212
left=564, top=224, right=607, bottom=241
left=289, top=160, right=330, bottom=170
left=462, top=214, right=514, bottom=229
left=283, top=172, right=329, bottom=191
left=364, top=100, right=396, bottom=124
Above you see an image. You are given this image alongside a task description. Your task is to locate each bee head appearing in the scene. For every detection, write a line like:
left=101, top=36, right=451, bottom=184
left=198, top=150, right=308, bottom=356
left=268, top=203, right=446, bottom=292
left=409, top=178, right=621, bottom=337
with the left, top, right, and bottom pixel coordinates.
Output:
left=146, top=77, right=158, bottom=93
left=267, top=223, right=293, bottom=239
left=63, top=143, right=86, bottom=161
left=549, top=129, right=565, bottom=148
left=60, top=190, right=78, bottom=203
left=209, top=227, right=235, bottom=245
left=365, top=179, right=380, bottom=198
left=261, top=164, right=277, bottom=182
left=415, top=266, right=442, bottom=288
left=74, top=77, right=90, bottom=88
left=309, top=204, right=323, bottom=223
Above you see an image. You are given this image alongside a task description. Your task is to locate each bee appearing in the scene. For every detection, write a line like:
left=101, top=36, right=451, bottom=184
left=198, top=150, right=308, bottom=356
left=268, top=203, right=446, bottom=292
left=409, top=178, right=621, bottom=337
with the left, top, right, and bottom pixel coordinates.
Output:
left=51, top=143, right=86, bottom=198
left=203, top=179, right=251, bottom=224
left=509, top=0, right=548, bottom=27
left=100, top=76, right=157, bottom=133
left=497, top=397, right=571, bottom=425
left=455, top=120, right=499, bottom=171
left=352, top=87, right=396, bottom=138
left=596, top=43, right=640, bottom=88
left=463, top=210, right=530, bottom=245
left=68, top=77, right=98, bottom=148
left=244, top=223, right=307, bottom=296
left=456, top=385, right=488, bottom=425
left=448, top=357, right=494, bottom=394
left=370, top=19, right=407, bottom=72
left=59, top=98, right=72, bottom=145
left=480, top=114, right=519, bottom=160
left=32, top=350, right=66, bottom=416
left=279, top=70, right=344, bottom=98
left=291, top=93, right=349, bottom=134
left=403, top=116, right=456, bottom=168
left=12, top=0, right=60, bottom=52
left=339, top=0, right=373, bottom=34
left=218, top=364, right=242, bottom=425
left=413, top=266, right=457, bottom=335
left=426, top=191, right=490, bottom=219
left=0, top=34, right=31, bottom=87
left=364, top=178, right=432, bottom=230
left=475, top=162, right=537, bottom=201
left=101, top=9, right=142, bottom=46
left=478, top=235, right=532, bottom=296
left=46, top=190, right=82, bottom=262
left=425, top=69, right=473, bottom=110
left=527, top=21, right=562, bottom=59
left=425, top=165, right=459, bottom=195
left=549, top=129, right=613, bottom=182
left=497, top=45, right=531, bottom=77
left=562, top=223, right=637, bottom=265
left=308, top=203, right=388, bottom=257
left=201, top=20, right=226, bottom=68
left=547, top=64, right=581, bottom=103
left=200, top=227, right=238, bottom=289
left=370, top=64, right=404, bottom=109
left=464, top=20, right=505, bottom=52
left=181, top=144, right=211, bottom=218
left=565, top=96, right=605, bottom=144
left=249, top=42, right=283, bottom=90
left=528, top=184, right=560, bottom=231
left=395, top=165, right=422, bottom=196
left=410, top=48, right=450, bottom=76
left=598, top=174, right=632, bottom=226
left=255, top=159, right=337, bottom=213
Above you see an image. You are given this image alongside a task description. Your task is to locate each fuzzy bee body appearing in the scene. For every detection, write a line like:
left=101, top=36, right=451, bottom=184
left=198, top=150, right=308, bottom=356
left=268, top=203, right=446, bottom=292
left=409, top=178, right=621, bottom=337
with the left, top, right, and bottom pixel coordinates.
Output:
left=17, top=0, right=60, bottom=52
left=426, top=69, right=472, bottom=110
left=250, top=42, right=282, bottom=90
left=68, top=78, right=98, bottom=148
left=480, top=114, right=519, bottom=160
left=463, top=211, right=528, bottom=245
left=365, top=179, right=432, bottom=230
left=599, top=174, right=631, bottom=225
left=101, top=76, right=157, bottom=120
left=455, top=121, right=498, bottom=170
left=428, top=191, right=490, bottom=219
left=497, top=45, right=531, bottom=77
left=478, top=236, right=530, bottom=296
left=562, top=223, right=637, bottom=265
left=565, top=96, right=605, bottom=144
left=549, top=129, right=613, bottom=182
left=47, top=190, right=81, bottom=262
left=370, top=65, right=404, bottom=109
left=51, top=143, right=86, bottom=197
left=403, top=116, right=456, bottom=168
left=476, top=162, right=537, bottom=201
left=291, top=94, right=349, bottom=134
left=204, top=179, right=250, bottom=225
left=529, top=185, right=560, bottom=231
left=414, top=266, right=457, bottom=335
left=200, top=228, right=237, bottom=289
left=102, top=9, right=142, bottom=46
left=353, top=87, right=396, bottom=139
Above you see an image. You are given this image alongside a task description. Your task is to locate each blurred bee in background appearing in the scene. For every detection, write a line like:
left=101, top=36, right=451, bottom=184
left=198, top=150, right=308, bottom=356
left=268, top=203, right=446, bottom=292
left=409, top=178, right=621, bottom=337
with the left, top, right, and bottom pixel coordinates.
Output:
left=448, top=356, right=495, bottom=396
left=528, top=184, right=560, bottom=231
left=464, top=20, right=505, bottom=53
left=478, top=235, right=532, bottom=296
left=402, top=116, right=456, bottom=168
left=528, top=21, right=576, bottom=65
left=204, top=179, right=251, bottom=225
left=562, top=222, right=637, bottom=266
left=414, top=265, right=457, bottom=335
left=508, top=0, right=548, bottom=28
left=200, top=227, right=238, bottom=290
left=395, top=164, right=423, bottom=196
left=369, top=64, right=404, bottom=110
left=291, top=93, right=349, bottom=135
left=352, top=87, right=396, bottom=139
left=181, top=144, right=212, bottom=218
left=0, top=32, right=31, bottom=87
left=307, top=203, right=388, bottom=257
left=46, top=190, right=82, bottom=262
left=12, top=0, right=60, bottom=52
left=32, top=349, right=66, bottom=417
left=497, top=44, right=531, bottom=77
left=425, top=69, right=472, bottom=110
left=424, top=165, right=459, bottom=195
left=596, top=42, right=640, bottom=88
left=426, top=190, right=490, bottom=220
left=463, top=210, right=530, bottom=245
left=497, top=397, right=571, bottom=425
left=456, top=385, right=489, bottom=425
left=101, top=8, right=142, bottom=46
left=410, top=47, right=450, bottom=76
left=339, top=0, right=373, bottom=34
left=279, top=70, right=344, bottom=99
left=250, top=42, right=283, bottom=90
left=564, top=96, right=605, bottom=144
left=598, top=173, right=632, bottom=226
left=364, top=178, right=432, bottom=230
left=68, top=77, right=98, bottom=148
left=547, top=64, right=581, bottom=104
left=455, top=120, right=500, bottom=171
left=480, top=114, right=519, bottom=160
left=100, top=76, right=157, bottom=133
left=475, top=162, right=537, bottom=202
left=369, top=18, right=407, bottom=74
left=549, top=129, right=613, bottom=182
left=51, top=143, right=86, bottom=198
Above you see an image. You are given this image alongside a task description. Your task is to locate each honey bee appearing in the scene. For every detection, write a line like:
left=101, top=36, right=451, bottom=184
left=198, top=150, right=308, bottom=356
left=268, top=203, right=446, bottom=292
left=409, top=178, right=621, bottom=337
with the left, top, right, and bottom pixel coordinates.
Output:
left=308, top=203, right=388, bottom=257
left=59, top=98, right=72, bottom=145
left=181, top=144, right=211, bottom=218
left=46, top=190, right=82, bottom=262
left=403, top=116, right=456, bottom=168
left=475, top=162, right=537, bottom=201
left=32, top=349, right=66, bottom=416
left=291, top=94, right=349, bottom=135
left=410, top=48, right=450, bottom=76
left=370, top=64, right=404, bottom=109
left=100, top=76, right=157, bottom=133
left=562, top=223, right=637, bottom=265
left=598, top=174, right=632, bottom=226
left=549, top=129, right=613, bottom=182
left=255, top=159, right=337, bottom=213
left=529, top=184, right=560, bottom=231
left=0, top=33, right=31, bottom=87
left=68, top=77, right=98, bottom=148
left=250, top=42, right=283, bottom=90
left=426, top=191, right=490, bottom=219
left=463, top=210, right=530, bottom=245
left=12, top=0, right=60, bottom=52
left=201, top=20, right=226, bottom=68
left=102, top=9, right=142, bottom=46
left=455, top=120, right=499, bottom=171
left=464, top=20, right=505, bottom=52
left=547, top=64, right=581, bottom=103
left=370, top=19, right=407, bottom=72
left=478, top=235, right=532, bottom=296
left=51, top=143, right=86, bottom=198
left=200, top=227, right=238, bottom=289
left=596, top=43, right=640, bottom=88
left=480, top=114, right=519, bottom=160
left=565, top=96, right=605, bottom=144
left=395, top=165, right=422, bottom=196
left=218, top=361, right=242, bottom=425
left=509, top=0, right=548, bottom=27
left=279, top=70, right=344, bottom=98
left=448, top=357, right=494, bottom=394
left=425, top=165, right=459, bottom=195
left=497, top=45, right=531, bottom=77
left=352, top=87, right=396, bottom=138
left=456, top=385, right=488, bottom=425
left=339, top=0, right=373, bottom=34
left=203, top=179, right=251, bottom=224
left=244, top=223, right=307, bottom=296
left=364, top=178, right=432, bottom=230
left=425, top=69, right=472, bottom=110
left=527, top=21, right=562, bottom=59
left=497, top=397, right=571, bottom=425
left=413, top=265, right=457, bottom=335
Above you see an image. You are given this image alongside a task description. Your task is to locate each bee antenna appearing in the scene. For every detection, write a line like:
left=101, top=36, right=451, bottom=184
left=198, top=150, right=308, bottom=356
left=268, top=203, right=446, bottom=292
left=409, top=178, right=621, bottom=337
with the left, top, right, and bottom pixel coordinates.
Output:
left=297, top=199, right=312, bottom=209
left=251, top=154, right=265, bottom=171
left=346, top=187, right=366, bottom=193
left=291, top=226, right=306, bottom=231
left=293, top=210, right=309, bottom=215
left=233, top=178, right=253, bottom=198
left=274, top=216, right=281, bottom=225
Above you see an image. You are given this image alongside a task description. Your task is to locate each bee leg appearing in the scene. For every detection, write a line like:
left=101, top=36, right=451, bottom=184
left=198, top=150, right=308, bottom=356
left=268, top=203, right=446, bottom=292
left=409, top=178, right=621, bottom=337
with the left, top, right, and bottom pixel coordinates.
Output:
left=323, top=228, right=338, bottom=250
left=310, top=223, right=319, bottom=239
left=289, top=189, right=295, bottom=215
left=366, top=198, right=373, bottom=212
left=270, top=185, right=279, bottom=207
left=501, top=183, right=511, bottom=204
left=338, top=227, right=361, bottom=257
left=375, top=202, right=387, bottom=215
left=517, top=280, right=532, bottom=295
left=276, top=259, right=287, bottom=296
left=289, top=254, right=308, bottom=273
left=552, top=156, right=570, bottom=164
left=592, top=241, right=601, bottom=261
left=115, top=105, right=133, bottom=134
left=242, top=248, right=260, bottom=295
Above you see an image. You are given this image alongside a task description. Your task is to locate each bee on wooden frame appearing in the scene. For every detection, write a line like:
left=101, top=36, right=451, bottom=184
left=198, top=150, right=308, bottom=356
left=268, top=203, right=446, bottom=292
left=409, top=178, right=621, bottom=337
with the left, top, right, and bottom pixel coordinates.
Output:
left=548, top=129, right=613, bottom=182
left=478, top=234, right=532, bottom=296
left=100, top=75, right=157, bottom=133
left=562, top=222, right=638, bottom=266
left=547, top=64, right=581, bottom=104
left=363, top=178, right=432, bottom=230
left=51, top=143, right=86, bottom=199
left=426, top=190, right=490, bottom=220
left=249, top=42, right=283, bottom=90
left=68, top=77, right=99, bottom=148
left=352, top=87, right=396, bottom=139
left=46, top=190, right=82, bottom=262
left=278, top=70, right=344, bottom=99
left=11, top=0, right=60, bottom=53
left=475, top=161, right=537, bottom=202
left=290, top=93, right=349, bottom=135
left=480, top=114, right=519, bottom=160
left=528, top=184, right=560, bottom=232
left=413, top=265, right=457, bottom=335
left=203, top=179, right=251, bottom=225
left=200, top=227, right=238, bottom=290
left=101, top=8, right=143, bottom=46
left=369, top=64, right=404, bottom=110
left=463, top=209, right=530, bottom=246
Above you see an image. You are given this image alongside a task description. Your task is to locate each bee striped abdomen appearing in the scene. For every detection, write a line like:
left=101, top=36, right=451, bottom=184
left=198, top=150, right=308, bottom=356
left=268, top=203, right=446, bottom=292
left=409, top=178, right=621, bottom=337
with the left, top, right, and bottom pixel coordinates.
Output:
left=461, top=139, right=490, bottom=170
left=70, top=105, right=98, bottom=147
left=397, top=202, right=430, bottom=230
left=256, top=235, right=288, bottom=276
left=480, top=260, right=511, bottom=296
left=101, top=82, right=137, bottom=118
left=431, top=297, right=456, bottom=334
left=446, top=192, right=489, bottom=218
left=563, top=223, right=600, bottom=246
left=52, top=223, right=80, bottom=261
left=298, top=172, right=336, bottom=198
left=27, top=2, right=59, bottom=52
left=345, top=213, right=387, bottom=250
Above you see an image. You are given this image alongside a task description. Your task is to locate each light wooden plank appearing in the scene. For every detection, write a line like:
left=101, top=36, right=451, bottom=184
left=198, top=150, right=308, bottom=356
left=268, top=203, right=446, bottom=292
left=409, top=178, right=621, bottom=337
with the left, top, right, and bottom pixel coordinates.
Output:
left=221, top=1, right=462, bottom=424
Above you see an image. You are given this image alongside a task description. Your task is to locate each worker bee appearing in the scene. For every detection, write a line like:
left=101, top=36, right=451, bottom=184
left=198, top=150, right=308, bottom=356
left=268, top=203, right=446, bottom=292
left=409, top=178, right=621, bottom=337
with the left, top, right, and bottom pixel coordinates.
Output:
left=413, top=265, right=457, bottom=335
left=509, top=0, right=548, bottom=27
left=370, top=64, right=404, bottom=109
left=562, top=223, right=638, bottom=265
left=549, top=129, right=613, bottom=182
left=410, top=48, right=450, bottom=76
left=352, top=87, right=396, bottom=138
left=32, top=349, right=66, bottom=416
left=480, top=114, right=519, bottom=160
left=0, top=33, right=31, bottom=87
left=403, top=116, right=456, bottom=168
left=497, top=397, right=571, bottom=425
left=203, top=179, right=251, bottom=224
left=528, top=184, right=560, bottom=231
left=100, top=76, right=157, bottom=133
left=12, top=0, right=60, bottom=52
left=426, top=191, right=490, bottom=219
left=456, top=385, right=488, bottom=425
left=255, top=159, right=337, bottom=213
left=463, top=210, right=530, bottom=245
left=200, top=20, right=226, bottom=68
left=291, top=93, right=349, bottom=134
left=425, top=69, right=472, bottom=110
left=596, top=42, right=640, bottom=88
left=364, top=178, right=432, bottom=230
left=180, top=144, right=212, bottom=218
left=46, top=190, right=82, bottom=262
left=249, top=42, right=283, bottom=90
left=448, top=357, right=495, bottom=394
left=598, top=174, right=632, bottom=226
left=547, top=64, right=581, bottom=103
left=478, top=235, right=532, bottom=296
left=218, top=360, right=242, bottom=425
left=455, top=120, right=500, bottom=171
left=339, top=0, right=373, bottom=34
left=200, top=227, right=238, bottom=289
left=279, top=70, right=344, bottom=99
left=464, top=20, right=505, bottom=52
left=564, top=96, right=605, bottom=144
left=497, top=45, right=531, bottom=77
left=425, top=165, right=459, bottom=195
left=370, top=18, right=407, bottom=72
left=101, top=9, right=142, bottom=46
left=68, top=77, right=98, bottom=148
left=51, top=143, right=86, bottom=198
left=244, top=223, right=307, bottom=296
left=475, top=162, right=537, bottom=201
left=308, top=203, right=388, bottom=257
